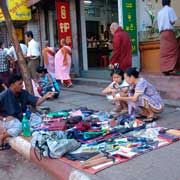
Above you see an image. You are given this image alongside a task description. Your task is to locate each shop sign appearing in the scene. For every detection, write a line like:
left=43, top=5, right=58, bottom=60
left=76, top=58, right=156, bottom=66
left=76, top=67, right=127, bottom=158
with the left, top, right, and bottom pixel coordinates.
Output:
left=56, top=1, right=72, bottom=47
left=122, top=0, right=138, bottom=55
left=0, top=0, right=31, bottom=21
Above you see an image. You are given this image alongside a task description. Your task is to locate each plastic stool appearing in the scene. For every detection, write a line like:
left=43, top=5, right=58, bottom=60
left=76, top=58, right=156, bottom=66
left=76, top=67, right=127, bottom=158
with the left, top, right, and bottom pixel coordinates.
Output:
left=100, top=55, right=109, bottom=69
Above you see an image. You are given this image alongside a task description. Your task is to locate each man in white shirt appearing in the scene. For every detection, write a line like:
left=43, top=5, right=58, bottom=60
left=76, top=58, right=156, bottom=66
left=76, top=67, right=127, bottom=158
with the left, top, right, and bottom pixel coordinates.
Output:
left=25, top=31, right=40, bottom=79
left=7, top=41, right=28, bottom=73
left=157, top=0, right=179, bottom=75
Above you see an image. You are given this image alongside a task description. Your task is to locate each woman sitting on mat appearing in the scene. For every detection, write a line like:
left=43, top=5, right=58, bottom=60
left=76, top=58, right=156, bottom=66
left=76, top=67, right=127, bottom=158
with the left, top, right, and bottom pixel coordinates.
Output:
left=102, top=66, right=129, bottom=112
left=111, top=67, right=164, bottom=122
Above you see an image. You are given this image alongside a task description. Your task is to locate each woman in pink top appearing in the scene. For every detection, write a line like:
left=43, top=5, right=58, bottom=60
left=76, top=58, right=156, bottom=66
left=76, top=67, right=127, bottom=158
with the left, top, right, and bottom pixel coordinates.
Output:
left=55, top=39, right=72, bottom=87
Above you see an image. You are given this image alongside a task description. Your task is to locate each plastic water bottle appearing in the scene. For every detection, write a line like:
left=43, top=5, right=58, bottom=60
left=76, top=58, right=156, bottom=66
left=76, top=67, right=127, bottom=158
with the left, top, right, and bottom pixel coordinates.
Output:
left=22, top=113, right=31, bottom=137
left=26, top=105, right=31, bottom=119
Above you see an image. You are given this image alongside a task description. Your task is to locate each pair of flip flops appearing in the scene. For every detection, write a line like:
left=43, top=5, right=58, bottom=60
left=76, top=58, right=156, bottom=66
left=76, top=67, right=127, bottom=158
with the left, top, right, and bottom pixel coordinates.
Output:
left=0, top=143, right=11, bottom=151
left=136, top=114, right=158, bottom=122
left=143, top=116, right=158, bottom=122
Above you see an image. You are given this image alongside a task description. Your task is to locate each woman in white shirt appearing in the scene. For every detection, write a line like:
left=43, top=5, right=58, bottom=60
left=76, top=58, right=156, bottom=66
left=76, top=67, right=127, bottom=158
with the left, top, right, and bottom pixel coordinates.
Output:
left=157, top=0, right=179, bottom=75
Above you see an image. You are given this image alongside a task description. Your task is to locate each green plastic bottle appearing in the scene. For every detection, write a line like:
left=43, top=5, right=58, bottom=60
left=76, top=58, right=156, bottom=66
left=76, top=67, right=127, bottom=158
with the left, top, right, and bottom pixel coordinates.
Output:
left=22, top=114, right=31, bottom=137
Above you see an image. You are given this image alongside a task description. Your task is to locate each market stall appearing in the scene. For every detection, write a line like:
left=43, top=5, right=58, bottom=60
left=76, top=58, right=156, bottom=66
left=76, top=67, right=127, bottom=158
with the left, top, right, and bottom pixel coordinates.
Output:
left=21, top=107, right=180, bottom=174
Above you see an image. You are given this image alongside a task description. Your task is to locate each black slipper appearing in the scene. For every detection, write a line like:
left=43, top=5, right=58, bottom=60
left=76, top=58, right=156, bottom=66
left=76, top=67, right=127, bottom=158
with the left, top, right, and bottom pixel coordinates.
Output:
left=136, top=114, right=147, bottom=118
left=0, top=143, right=11, bottom=151
left=143, top=116, right=158, bottom=123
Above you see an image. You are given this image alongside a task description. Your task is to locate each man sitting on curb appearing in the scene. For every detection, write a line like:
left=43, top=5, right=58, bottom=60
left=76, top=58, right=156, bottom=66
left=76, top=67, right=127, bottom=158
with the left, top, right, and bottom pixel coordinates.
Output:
left=0, top=73, right=55, bottom=150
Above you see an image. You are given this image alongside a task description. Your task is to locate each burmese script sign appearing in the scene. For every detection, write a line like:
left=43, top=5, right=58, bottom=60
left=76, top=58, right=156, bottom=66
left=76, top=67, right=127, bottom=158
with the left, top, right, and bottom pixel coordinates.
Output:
left=0, top=0, right=31, bottom=21
left=122, top=0, right=138, bottom=55
left=56, top=1, right=72, bottom=47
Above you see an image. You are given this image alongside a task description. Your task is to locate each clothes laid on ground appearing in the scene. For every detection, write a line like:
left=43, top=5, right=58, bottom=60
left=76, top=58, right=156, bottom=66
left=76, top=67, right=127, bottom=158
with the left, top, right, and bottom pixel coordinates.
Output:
left=26, top=107, right=180, bottom=174
left=31, top=131, right=81, bottom=159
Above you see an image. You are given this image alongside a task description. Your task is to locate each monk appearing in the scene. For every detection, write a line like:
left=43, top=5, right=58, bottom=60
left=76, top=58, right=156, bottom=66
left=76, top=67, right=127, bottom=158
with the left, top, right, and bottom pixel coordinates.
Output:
left=42, top=40, right=55, bottom=77
left=109, top=22, right=132, bottom=71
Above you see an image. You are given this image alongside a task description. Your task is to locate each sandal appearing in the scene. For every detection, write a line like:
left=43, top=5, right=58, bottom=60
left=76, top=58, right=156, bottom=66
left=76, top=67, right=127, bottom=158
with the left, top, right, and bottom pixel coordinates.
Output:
left=0, top=143, right=11, bottom=151
left=143, top=116, right=158, bottom=123
left=136, top=114, right=147, bottom=118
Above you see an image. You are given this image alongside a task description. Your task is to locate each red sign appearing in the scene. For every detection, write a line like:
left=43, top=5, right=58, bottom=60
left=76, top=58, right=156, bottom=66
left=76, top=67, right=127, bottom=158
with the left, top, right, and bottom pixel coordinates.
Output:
left=56, top=1, right=72, bottom=47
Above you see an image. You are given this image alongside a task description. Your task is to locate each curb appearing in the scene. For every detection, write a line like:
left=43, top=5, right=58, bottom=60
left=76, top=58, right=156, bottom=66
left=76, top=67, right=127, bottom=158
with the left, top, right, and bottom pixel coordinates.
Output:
left=8, top=137, right=91, bottom=180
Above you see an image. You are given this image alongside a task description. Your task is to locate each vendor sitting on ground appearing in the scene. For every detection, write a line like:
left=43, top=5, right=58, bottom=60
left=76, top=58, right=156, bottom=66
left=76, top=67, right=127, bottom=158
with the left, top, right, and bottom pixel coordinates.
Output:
left=102, top=66, right=129, bottom=112
left=36, top=67, right=60, bottom=98
left=0, top=73, right=55, bottom=150
left=111, top=67, right=164, bottom=122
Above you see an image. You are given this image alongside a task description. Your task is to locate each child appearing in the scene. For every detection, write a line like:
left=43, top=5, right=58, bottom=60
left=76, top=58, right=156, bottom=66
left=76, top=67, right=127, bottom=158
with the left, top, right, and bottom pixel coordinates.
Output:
left=102, top=67, right=129, bottom=112
left=36, top=67, right=60, bottom=98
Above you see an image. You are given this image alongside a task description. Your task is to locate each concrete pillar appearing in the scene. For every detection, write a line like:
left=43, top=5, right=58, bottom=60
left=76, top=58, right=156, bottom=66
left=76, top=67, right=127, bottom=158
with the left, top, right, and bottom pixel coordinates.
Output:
left=80, top=0, right=88, bottom=71
left=39, top=9, right=46, bottom=49
left=70, top=0, right=80, bottom=75
left=48, top=11, right=55, bottom=47
left=118, top=0, right=123, bottom=27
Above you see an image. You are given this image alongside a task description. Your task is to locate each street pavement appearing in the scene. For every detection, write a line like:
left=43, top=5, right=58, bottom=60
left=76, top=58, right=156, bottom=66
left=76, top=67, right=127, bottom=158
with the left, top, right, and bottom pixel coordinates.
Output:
left=1, top=86, right=180, bottom=180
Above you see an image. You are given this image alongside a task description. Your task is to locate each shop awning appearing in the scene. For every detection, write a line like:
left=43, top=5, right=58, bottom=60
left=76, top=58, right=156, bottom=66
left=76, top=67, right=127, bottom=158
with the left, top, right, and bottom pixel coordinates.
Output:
left=27, top=0, right=41, bottom=7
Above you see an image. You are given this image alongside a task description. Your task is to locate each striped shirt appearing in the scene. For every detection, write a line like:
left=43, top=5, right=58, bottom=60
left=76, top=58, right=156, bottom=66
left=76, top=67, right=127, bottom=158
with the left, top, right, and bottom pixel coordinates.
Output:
left=0, top=48, right=8, bottom=72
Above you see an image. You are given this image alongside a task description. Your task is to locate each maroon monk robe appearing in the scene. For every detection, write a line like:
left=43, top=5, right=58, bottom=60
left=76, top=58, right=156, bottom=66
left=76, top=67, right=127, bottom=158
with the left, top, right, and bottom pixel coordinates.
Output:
left=110, top=27, right=132, bottom=71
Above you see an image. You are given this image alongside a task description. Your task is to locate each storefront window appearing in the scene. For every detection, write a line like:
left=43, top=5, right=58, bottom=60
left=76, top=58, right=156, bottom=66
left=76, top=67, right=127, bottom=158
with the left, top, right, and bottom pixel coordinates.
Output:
left=84, top=0, right=118, bottom=68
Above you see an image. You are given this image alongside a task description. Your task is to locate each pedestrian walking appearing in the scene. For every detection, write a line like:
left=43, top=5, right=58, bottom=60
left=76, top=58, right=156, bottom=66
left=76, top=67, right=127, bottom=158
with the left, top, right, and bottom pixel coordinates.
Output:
left=55, top=39, right=72, bottom=87
left=0, top=41, right=9, bottom=85
left=42, top=40, right=55, bottom=77
left=109, top=22, right=132, bottom=71
left=7, top=40, right=27, bottom=73
left=157, top=0, right=179, bottom=75
left=25, top=31, right=40, bottom=79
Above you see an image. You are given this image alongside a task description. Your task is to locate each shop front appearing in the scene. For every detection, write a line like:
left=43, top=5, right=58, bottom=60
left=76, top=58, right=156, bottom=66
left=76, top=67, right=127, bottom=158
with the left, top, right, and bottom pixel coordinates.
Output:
left=79, top=0, right=118, bottom=70
left=79, top=0, right=139, bottom=74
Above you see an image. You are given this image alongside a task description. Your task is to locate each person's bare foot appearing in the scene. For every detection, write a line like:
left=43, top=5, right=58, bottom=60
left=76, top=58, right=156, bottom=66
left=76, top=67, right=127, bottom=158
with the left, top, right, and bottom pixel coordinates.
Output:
left=112, top=106, right=122, bottom=112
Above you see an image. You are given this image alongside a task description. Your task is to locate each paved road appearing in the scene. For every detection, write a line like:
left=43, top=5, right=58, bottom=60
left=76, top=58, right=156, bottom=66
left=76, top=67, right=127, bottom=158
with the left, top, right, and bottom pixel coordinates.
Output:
left=1, top=89, right=180, bottom=180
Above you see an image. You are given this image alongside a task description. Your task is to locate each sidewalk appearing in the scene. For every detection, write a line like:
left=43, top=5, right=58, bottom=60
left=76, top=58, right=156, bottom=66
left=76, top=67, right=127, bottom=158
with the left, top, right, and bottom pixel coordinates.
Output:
left=8, top=89, right=180, bottom=180
left=62, top=83, right=180, bottom=107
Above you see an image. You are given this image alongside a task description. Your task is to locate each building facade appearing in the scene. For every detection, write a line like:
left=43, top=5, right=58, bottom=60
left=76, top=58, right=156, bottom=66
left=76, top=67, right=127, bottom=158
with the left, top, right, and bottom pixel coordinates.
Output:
left=26, top=0, right=180, bottom=76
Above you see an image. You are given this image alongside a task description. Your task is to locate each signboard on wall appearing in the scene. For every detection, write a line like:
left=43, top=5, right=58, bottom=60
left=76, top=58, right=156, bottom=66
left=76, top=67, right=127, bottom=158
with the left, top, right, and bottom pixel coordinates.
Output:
left=121, top=0, right=138, bottom=55
left=56, top=1, right=72, bottom=47
left=0, top=0, right=31, bottom=21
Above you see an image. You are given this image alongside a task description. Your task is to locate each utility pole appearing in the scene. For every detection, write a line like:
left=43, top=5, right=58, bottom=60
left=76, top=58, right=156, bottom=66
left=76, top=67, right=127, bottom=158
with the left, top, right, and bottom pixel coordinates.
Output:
left=0, top=0, right=33, bottom=94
